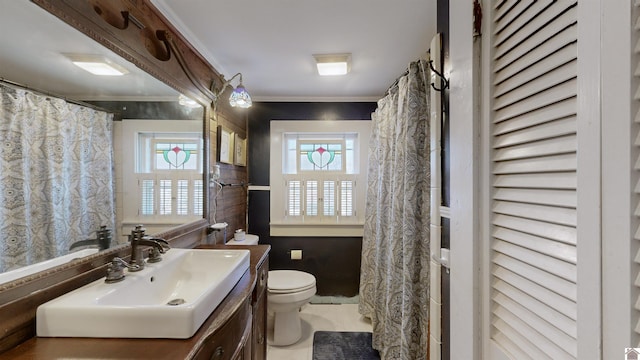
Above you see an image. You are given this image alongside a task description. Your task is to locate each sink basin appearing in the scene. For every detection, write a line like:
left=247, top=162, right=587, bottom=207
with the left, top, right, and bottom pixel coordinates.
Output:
left=36, top=248, right=250, bottom=339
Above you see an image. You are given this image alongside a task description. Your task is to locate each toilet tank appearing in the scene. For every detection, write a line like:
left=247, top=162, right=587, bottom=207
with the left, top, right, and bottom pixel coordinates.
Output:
left=226, top=234, right=259, bottom=246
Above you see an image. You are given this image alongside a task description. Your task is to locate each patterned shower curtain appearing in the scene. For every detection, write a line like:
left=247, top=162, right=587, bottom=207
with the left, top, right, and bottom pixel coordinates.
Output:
left=359, top=60, right=431, bottom=360
left=0, top=82, right=115, bottom=272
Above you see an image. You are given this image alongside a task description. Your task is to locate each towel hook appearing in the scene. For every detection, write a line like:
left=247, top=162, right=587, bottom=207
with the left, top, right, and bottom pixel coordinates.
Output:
left=428, top=60, right=449, bottom=92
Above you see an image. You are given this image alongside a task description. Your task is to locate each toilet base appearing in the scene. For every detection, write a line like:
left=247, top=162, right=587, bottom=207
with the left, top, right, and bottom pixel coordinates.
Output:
left=270, top=308, right=302, bottom=346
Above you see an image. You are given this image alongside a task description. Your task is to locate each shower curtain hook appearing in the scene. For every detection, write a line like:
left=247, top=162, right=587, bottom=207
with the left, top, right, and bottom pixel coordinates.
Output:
left=428, top=60, right=449, bottom=92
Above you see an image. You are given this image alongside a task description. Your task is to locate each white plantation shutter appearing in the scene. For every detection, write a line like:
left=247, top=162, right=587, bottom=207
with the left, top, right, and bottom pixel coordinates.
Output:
left=490, top=1, right=578, bottom=359
left=286, top=180, right=302, bottom=216
left=634, top=0, right=640, bottom=344
left=159, top=179, right=172, bottom=215
left=339, top=180, right=354, bottom=216
left=140, top=179, right=154, bottom=215
left=193, top=179, right=203, bottom=215
left=137, top=175, right=202, bottom=218
left=323, top=180, right=336, bottom=216
left=285, top=177, right=355, bottom=219
left=306, top=180, right=318, bottom=216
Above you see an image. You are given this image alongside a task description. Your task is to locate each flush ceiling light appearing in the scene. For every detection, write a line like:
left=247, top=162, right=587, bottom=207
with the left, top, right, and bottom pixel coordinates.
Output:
left=63, top=53, right=129, bottom=76
left=314, top=53, right=351, bottom=76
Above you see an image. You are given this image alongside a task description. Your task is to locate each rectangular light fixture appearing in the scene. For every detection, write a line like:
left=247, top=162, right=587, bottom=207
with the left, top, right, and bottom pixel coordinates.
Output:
left=63, top=53, right=129, bottom=76
left=313, top=53, right=351, bottom=76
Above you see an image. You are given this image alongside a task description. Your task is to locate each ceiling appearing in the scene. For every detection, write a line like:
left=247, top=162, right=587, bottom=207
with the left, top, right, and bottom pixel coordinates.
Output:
left=0, top=1, right=178, bottom=101
left=0, top=1, right=436, bottom=103
left=152, top=0, right=437, bottom=102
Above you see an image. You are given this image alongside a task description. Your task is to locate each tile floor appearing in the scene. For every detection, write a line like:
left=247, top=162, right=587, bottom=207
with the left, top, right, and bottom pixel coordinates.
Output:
left=266, top=304, right=373, bottom=360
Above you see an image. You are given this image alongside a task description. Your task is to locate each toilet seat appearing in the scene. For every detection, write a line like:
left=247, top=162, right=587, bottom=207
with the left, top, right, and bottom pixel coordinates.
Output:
left=268, top=270, right=316, bottom=293
left=268, top=283, right=315, bottom=294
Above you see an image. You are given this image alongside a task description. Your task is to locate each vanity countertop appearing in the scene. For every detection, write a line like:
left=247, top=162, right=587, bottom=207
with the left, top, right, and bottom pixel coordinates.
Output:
left=0, top=245, right=270, bottom=360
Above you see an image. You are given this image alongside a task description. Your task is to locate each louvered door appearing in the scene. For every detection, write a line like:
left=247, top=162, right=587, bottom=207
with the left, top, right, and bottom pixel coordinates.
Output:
left=489, top=1, right=579, bottom=359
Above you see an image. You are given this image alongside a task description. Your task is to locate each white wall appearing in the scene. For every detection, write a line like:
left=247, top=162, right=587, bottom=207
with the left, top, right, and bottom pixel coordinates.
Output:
left=449, top=1, right=481, bottom=359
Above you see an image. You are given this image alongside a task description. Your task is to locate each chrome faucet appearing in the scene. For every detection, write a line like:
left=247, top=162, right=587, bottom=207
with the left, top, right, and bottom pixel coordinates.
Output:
left=128, top=225, right=170, bottom=271
left=69, top=226, right=112, bottom=251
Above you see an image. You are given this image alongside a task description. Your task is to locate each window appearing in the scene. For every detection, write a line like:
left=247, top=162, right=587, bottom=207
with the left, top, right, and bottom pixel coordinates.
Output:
left=298, top=141, right=344, bottom=171
left=270, top=120, right=371, bottom=237
left=121, top=120, right=203, bottom=228
left=136, top=136, right=203, bottom=220
left=284, top=136, right=357, bottom=221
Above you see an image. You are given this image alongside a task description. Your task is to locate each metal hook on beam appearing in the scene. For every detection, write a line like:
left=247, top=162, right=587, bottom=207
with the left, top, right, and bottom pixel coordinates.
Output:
left=428, top=60, right=449, bottom=92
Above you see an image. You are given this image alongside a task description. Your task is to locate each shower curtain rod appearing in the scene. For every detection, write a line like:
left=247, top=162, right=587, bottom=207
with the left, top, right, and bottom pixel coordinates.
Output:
left=383, top=57, right=430, bottom=97
left=384, top=69, right=409, bottom=97
left=0, top=78, right=114, bottom=114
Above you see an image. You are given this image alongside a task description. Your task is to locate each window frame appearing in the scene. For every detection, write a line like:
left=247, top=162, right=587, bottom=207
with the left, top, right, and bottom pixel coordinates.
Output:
left=269, top=120, right=371, bottom=237
left=121, top=119, right=203, bottom=229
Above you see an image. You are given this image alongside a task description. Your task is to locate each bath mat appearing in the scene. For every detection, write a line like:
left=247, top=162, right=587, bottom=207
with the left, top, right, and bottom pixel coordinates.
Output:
left=310, top=295, right=359, bottom=304
left=312, top=331, right=380, bottom=360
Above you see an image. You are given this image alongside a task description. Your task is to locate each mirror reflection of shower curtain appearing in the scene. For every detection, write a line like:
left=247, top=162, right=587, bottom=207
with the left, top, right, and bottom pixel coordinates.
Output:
left=359, top=59, right=431, bottom=360
left=0, top=82, right=115, bottom=272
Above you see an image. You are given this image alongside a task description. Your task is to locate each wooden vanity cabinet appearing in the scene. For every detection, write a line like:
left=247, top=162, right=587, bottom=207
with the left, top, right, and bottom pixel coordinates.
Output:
left=193, top=244, right=269, bottom=360
left=193, top=299, right=252, bottom=360
left=0, top=246, right=270, bottom=360
left=192, top=246, right=269, bottom=360
left=252, top=258, right=269, bottom=360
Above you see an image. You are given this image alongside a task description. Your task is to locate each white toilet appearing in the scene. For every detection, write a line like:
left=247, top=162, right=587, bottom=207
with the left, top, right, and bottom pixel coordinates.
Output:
left=226, top=234, right=317, bottom=346
left=267, top=270, right=316, bottom=345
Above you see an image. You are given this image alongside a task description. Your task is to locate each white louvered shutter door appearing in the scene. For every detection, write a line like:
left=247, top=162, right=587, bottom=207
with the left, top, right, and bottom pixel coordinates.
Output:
left=634, top=0, right=640, bottom=347
left=489, top=1, right=578, bottom=359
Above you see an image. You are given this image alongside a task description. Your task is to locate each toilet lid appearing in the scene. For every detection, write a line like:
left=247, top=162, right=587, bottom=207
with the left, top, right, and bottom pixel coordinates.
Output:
left=268, top=270, right=316, bottom=293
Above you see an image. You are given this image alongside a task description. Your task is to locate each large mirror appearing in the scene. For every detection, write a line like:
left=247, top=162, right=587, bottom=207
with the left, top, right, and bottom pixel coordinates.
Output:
left=0, top=1, right=205, bottom=281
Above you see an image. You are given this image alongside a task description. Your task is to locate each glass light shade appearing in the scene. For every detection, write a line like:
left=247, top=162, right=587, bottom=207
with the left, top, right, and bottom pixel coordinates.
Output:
left=314, top=53, right=351, bottom=76
left=64, top=54, right=129, bottom=76
left=316, top=62, right=349, bottom=76
left=229, top=85, right=252, bottom=108
left=72, top=61, right=128, bottom=76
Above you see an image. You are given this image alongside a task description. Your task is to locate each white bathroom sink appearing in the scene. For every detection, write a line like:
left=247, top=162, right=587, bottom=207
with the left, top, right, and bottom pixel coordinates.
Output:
left=36, top=248, right=250, bottom=339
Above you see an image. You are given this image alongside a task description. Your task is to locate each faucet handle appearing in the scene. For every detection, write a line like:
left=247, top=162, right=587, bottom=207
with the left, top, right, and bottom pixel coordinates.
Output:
left=105, top=257, right=140, bottom=283
left=147, top=247, right=163, bottom=263
left=143, top=237, right=170, bottom=263
left=130, top=225, right=146, bottom=242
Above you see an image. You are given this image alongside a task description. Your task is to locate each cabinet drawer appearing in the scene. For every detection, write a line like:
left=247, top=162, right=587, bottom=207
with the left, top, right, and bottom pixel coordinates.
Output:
left=193, top=300, right=252, bottom=360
